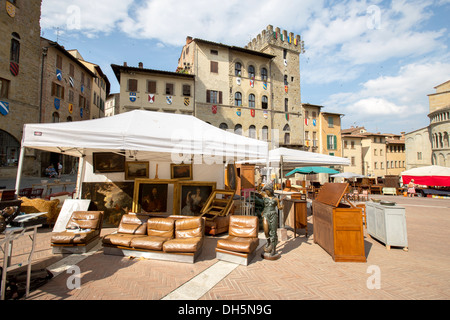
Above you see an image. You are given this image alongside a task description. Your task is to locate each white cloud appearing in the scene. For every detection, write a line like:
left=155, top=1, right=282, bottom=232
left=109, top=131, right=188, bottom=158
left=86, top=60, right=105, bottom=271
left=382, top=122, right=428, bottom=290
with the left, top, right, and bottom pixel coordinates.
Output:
left=325, top=61, right=450, bottom=127
left=41, top=0, right=134, bottom=36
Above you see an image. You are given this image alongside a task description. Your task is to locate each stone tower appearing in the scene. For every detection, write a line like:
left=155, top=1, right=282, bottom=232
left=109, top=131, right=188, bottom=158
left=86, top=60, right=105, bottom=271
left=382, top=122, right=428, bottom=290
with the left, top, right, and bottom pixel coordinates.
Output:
left=245, top=25, right=305, bottom=147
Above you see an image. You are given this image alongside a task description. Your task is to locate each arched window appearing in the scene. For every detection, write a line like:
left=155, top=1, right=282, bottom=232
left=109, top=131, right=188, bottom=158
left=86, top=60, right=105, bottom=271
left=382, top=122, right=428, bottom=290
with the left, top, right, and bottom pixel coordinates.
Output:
left=67, top=116, right=73, bottom=122
left=283, top=124, right=290, bottom=144
left=10, top=32, right=20, bottom=64
left=261, top=126, right=269, bottom=141
left=284, top=98, right=289, bottom=112
left=284, top=75, right=288, bottom=86
left=235, top=62, right=242, bottom=76
left=261, top=68, right=268, bottom=81
left=234, top=124, right=242, bottom=135
left=0, top=130, right=20, bottom=167
left=249, top=125, right=256, bottom=139
left=248, top=94, right=255, bottom=108
left=52, top=112, right=60, bottom=123
left=219, top=123, right=228, bottom=130
left=248, top=65, right=255, bottom=79
left=235, top=92, right=242, bottom=106
left=262, top=95, right=268, bottom=109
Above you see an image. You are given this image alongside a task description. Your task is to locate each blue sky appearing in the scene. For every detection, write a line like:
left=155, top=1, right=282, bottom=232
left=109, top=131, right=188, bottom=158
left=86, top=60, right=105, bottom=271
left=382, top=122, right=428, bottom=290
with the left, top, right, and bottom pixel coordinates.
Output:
left=40, top=0, right=450, bottom=135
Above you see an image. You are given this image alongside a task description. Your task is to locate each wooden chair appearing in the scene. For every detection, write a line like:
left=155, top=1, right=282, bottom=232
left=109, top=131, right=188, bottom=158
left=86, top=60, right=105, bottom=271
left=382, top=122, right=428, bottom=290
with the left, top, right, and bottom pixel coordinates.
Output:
left=359, top=190, right=369, bottom=202
left=200, top=189, right=235, bottom=221
left=30, top=188, right=44, bottom=199
left=19, top=187, right=32, bottom=197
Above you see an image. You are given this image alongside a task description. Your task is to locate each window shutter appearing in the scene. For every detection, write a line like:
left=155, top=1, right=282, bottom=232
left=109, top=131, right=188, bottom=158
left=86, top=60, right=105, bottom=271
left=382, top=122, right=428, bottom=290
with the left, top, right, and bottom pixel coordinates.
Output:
left=148, top=81, right=156, bottom=94
left=219, top=91, right=222, bottom=104
left=333, top=135, right=337, bottom=150
left=206, top=90, right=211, bottom=103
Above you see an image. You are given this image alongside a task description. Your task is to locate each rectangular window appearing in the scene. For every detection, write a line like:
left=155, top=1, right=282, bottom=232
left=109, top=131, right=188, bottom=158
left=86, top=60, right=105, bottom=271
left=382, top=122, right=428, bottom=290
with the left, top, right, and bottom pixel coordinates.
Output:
left=166, top=83, right=174, bottom=95
left=417, top=152, right=422, bottom=160
left=206, top=90, right=222, bottom=104
left=0, top=78, right=10, bottom=99
left=351, top=156, right=355, bottom=166
left=327, top=135, right=337, bottom=150
left=128, top=79, right=138, bottom=92
left=69, top=90, right=74, bottom=103
left=69, top=64, right=74, bottom=77
left=344, top=140, right=348, bottom=148
left=51, top=82, right=65, bottom=99
left=81, top=72, right=85, bottom=85
left=56, top=55, right=63, bottom=69
left=210, top=50, right=218, bottom=55
left=147, top=80, right=157, bottom=94
left=351, top=141, right=355, bottom=149
left=79, top=95, right=86, bottom=109
left=328, top=116, right=334, bottom=128
left=210, top=61, right=218, bottom=73
left=182, top=84, right=191, bottom=97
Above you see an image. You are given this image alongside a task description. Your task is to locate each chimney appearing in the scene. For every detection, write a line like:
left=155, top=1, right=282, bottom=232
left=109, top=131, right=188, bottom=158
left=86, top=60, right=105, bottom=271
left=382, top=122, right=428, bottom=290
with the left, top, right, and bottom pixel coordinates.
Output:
left=138, top=62, right=143, bottom=68
left=186, top=36, right=193, bottom=45
left=123, top=62, right=127, bottom=67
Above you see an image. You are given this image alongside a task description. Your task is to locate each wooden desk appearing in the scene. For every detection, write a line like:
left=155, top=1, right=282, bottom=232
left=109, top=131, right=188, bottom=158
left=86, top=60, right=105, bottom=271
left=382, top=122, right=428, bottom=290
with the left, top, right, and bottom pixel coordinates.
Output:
left=283, top=199, right=308, bottom=238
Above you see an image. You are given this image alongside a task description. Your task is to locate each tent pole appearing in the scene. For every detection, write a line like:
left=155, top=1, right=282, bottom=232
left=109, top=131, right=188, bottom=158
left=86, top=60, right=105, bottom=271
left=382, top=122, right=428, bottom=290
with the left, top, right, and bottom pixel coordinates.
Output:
left=280, top=156, right=284, bottom=190
left=14, top=146, right=26, bottom=194
left=75, top=155, right=86, bottom=199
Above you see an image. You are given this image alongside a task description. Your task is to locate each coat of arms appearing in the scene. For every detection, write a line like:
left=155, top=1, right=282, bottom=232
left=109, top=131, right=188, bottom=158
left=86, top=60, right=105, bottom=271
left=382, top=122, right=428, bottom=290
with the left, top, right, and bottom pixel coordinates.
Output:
left=236, top=108, right=241, bottom=117
left=6, top=1, right=15, bottom=18
left=0, top=101, right=9, bottom=116
left=166, top=96, right=173, bottom=105
left=130, top=92, right=137, bottom=102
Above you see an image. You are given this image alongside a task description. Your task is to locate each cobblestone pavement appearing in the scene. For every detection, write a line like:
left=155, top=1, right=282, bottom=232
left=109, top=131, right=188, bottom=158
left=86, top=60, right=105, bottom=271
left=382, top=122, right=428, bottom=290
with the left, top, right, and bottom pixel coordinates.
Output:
left=2, top=194, right=450, bottom=301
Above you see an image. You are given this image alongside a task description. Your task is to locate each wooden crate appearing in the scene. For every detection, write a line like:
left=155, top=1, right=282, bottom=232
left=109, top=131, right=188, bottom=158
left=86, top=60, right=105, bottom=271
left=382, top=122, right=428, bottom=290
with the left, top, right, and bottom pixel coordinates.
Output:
left=312, top=183, right=366, bottom=262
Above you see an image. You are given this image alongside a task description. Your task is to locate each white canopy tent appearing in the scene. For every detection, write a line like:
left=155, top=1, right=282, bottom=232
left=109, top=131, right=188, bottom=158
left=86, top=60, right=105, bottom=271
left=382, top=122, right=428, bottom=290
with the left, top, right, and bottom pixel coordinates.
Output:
left=238, top=147, right=350, bottom=186
left=16, top=110, right=269, bottom=195
left=239, top=147, right=351, bottom=167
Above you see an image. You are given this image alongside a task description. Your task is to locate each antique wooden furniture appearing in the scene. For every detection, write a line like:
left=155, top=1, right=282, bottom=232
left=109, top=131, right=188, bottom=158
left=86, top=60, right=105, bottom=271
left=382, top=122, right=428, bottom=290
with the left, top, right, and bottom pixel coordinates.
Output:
left=382, top=187, right=397, bottom=196
left=366, top=201, right=408, bottom=251
left=312, top=183, right=366, bottom=262
left=235, top=164, right=255, bottom=196
left=283, top=197, right=308, bottom=238
left=200, top=189, right=235, bottom=221
left=216, top=215, right=260, bottom=266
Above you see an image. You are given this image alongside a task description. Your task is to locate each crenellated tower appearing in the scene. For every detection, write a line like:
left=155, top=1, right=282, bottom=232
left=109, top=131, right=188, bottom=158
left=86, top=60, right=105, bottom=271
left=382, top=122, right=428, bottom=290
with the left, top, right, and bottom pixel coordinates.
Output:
left=246, top=25, right=305, bottom=147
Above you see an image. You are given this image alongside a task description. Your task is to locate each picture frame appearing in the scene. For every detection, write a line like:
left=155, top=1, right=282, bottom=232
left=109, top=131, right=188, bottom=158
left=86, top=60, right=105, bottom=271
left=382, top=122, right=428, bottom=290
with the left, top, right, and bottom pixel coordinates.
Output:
left=81, top=182, right=134, bottom=227
left=93, top=152, right=125, bottom=173
left=225, top=163, right=237, bottom=191
left=132, top=179, right=177, bottom=215
left=125, top=161, right=149, bottom=180
left=170, top=163, right=193, bottom=180
left=173, top=181, right=217, bottom=216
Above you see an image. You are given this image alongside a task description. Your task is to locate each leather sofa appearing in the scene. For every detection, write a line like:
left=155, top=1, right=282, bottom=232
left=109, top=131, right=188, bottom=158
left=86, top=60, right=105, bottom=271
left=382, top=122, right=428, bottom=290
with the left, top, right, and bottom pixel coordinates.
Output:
left=102, top=213, right=205, bottom=264
left=51, top=211, right=104, bottom=254
left=215, top=215, right=260, bottom=266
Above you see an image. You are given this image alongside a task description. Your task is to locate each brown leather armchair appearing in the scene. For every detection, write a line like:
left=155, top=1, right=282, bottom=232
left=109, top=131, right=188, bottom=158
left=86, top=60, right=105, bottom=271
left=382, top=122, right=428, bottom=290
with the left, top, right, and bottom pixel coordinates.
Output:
left=215, top=215, right=260, bottom=266
left=163, top=217, right=205, bottom=255
left=51, top=211, right=104, bottom=254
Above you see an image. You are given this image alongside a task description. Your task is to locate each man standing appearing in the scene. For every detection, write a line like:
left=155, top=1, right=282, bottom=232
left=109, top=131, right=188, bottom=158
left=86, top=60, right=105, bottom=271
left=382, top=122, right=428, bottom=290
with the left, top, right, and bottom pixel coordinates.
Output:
left=57, top=162, right=63, bottom=178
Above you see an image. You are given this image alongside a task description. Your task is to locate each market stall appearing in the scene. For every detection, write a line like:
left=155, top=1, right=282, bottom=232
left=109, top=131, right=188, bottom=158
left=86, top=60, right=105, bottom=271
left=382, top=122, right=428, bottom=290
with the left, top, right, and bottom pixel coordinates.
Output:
left=15, top=110, right=269, bottom=225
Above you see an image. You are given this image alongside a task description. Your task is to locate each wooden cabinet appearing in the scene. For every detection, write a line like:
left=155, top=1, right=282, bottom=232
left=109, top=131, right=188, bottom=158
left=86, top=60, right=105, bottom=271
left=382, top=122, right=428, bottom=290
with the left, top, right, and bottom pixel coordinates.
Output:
left=312, top=183, right=366, bottom=262
left=283, top=199, right=308, bottom=237
left=366, top=202, right=408, bottom=251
